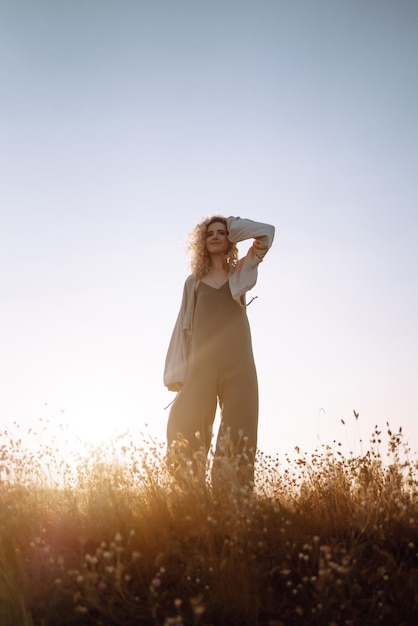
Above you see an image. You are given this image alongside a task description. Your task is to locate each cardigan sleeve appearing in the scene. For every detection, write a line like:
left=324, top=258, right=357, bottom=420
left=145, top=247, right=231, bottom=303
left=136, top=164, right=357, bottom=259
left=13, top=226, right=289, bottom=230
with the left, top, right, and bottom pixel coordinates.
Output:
left=226, top=216, right=275, bottom=257
left=226, top=216, right=275, bottom=305
left=163, top=276, right=194, bottom=391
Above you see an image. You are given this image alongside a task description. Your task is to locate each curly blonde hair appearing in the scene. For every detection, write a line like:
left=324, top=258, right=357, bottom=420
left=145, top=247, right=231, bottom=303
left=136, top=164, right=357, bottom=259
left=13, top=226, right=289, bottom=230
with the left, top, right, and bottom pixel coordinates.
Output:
left=188, top=215, right=239, bottom=279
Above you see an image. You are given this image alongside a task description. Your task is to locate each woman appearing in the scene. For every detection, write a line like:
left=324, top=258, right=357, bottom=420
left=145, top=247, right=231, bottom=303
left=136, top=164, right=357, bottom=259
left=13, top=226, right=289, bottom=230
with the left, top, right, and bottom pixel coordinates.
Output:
left=164, top=215, right=275, bottom=483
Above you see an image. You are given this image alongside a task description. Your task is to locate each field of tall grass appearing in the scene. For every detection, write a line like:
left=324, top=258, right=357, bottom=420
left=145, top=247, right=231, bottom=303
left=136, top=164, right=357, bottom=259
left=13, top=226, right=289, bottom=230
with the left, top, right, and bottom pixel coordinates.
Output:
left=1, top=416, right=417, bottom=626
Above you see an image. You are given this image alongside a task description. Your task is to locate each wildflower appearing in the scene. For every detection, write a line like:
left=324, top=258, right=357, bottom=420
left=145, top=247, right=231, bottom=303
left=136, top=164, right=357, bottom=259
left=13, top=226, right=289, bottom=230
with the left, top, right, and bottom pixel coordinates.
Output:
left=164, top=618, right=184, bottom=626
left=75, top=605, right=88, bottom=614
left=190, top=595, right=205, bottom=616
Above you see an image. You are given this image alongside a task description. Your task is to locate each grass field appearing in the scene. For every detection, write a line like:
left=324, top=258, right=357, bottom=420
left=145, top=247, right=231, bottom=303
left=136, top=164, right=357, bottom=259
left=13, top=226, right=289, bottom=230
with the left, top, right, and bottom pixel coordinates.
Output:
left=1, top=418, right=417, bottom=625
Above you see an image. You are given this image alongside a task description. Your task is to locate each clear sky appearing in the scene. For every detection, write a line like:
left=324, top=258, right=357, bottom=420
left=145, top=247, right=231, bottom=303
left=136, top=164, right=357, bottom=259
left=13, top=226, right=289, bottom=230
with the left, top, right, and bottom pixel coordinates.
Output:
left=2, top=0, right=417, bottom=462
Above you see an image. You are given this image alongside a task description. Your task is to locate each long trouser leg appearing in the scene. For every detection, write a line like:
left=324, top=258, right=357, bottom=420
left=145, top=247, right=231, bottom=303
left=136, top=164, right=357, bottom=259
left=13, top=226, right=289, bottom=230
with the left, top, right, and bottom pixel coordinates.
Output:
left=167, top=369, right=217, bottom=474
left=212, top=363, right=258, bottom=487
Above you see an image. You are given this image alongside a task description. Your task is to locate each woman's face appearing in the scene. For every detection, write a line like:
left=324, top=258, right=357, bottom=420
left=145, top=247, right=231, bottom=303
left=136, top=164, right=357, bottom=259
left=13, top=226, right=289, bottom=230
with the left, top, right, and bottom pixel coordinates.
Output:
left=206, top=221, right=230, bottom=255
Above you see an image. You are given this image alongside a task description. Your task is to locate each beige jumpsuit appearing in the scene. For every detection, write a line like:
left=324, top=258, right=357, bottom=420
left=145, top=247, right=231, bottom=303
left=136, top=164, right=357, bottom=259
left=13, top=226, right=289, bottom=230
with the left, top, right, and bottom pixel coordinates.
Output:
left=167, top=279, right=258, bottom=463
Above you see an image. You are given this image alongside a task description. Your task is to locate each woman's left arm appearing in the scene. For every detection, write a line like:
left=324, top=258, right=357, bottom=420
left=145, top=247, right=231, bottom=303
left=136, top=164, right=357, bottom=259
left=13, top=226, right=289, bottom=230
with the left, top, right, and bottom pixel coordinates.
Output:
left=226, top=216, right=275, bottom=260
left=226, top=217, right=275, bottom=305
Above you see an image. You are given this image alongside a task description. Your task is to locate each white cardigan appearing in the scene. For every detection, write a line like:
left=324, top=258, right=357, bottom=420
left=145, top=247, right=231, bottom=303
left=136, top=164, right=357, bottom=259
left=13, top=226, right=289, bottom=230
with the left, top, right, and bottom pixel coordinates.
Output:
left=163, top=216, right=275, bottom=391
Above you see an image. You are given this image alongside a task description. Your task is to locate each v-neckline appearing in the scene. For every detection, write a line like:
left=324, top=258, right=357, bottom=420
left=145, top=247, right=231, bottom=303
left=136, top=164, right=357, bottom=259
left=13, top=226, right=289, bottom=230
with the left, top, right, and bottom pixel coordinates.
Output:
left=200, top=278, right=229, bottom=291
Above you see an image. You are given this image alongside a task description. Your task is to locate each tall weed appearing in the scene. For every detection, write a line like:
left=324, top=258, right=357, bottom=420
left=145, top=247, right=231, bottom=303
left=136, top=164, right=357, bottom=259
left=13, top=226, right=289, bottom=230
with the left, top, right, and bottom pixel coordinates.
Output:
left=0, top=418, right=417, bottom=625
